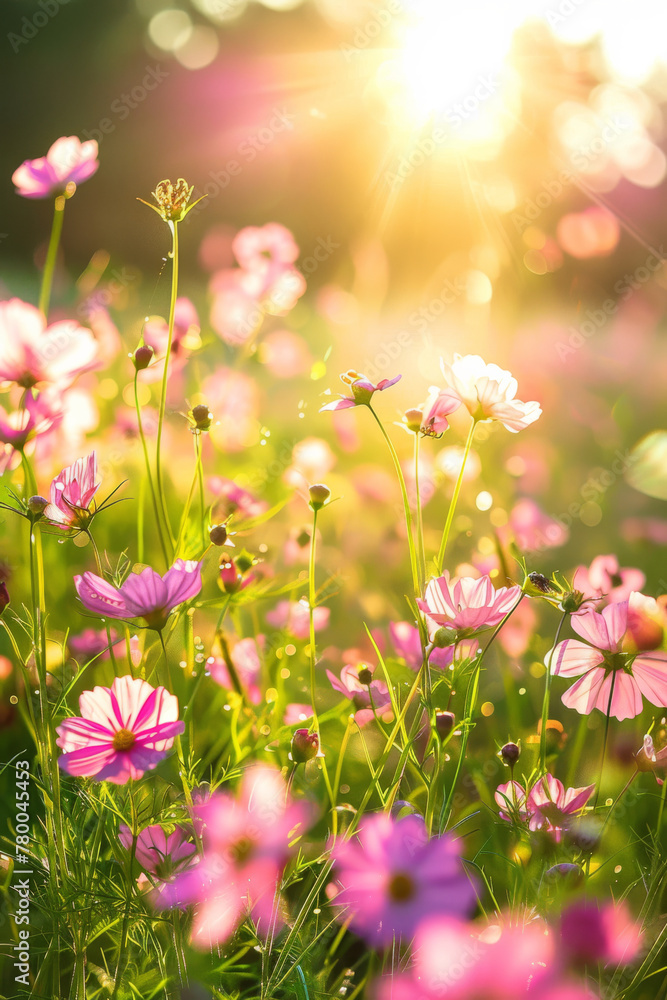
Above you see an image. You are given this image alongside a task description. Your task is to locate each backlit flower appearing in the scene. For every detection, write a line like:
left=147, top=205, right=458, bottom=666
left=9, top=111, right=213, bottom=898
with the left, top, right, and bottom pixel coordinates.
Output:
left=527, top=774, right=595, bottom=841
left=329, top=813, right=477, bottom=947
left=547, top=596, right=667, bottom=720
left=118, top=824, right=199, bottom=908
left=74, top=559, right=202, bottom=631
left=0, top=299, right=99, bottom=389
left=419, top=572, right=521, bottom=642
left=320, top=370, right=401, bottom=412
left=559, top=899, right=642, bottom=968
left=43, top=452, right=101, bottom=531
left=12, top=136, right=99, bottom=199
left=326, top=661, right=392, bottom=726
left=56, top=675, right=184, bottom=783
left=573, top=554, right=645, bottom=605
left=440, top=354, right=541, bottom=432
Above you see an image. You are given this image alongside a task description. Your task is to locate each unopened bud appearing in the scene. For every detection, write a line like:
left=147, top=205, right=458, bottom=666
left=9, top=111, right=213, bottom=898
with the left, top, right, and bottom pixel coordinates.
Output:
left=434, top=710, right=455, bottom=739
left=235, top=550, right=255, bottom=573
left=0, top=582, right=8, bottom=616
left=191, top=404, right=212, bottom=431
left=290, top=728, right=320, bottom=764
left=133, top=345, right=154, bottom=371
left=219, top=560, right=241, bottom=593
left=404, top=407, right=423, bottom=433
left=635, top=735, right=657, bottom=772
left=561, top=589, right=586, bottom=614
left=500, top=741, right=521, bottom=766
left=27, top=495, right=49, bottom=516
left=308, top=483, right=331, bottom=511
left=209, top=524, right=228, bottom=546
left=357, top=665, right=374, bottom=686
left=432, top=627, right=456, bottom=648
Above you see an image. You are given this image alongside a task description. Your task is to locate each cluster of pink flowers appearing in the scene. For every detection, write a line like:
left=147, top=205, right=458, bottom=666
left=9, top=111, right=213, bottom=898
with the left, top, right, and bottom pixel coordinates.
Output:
left=495, top=773, right=595, bottom=841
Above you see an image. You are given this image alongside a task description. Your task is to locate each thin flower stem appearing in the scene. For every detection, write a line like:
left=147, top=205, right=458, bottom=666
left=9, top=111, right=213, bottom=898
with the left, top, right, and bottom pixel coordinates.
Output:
left=112, top=785, right=137, bottom=1000
left=600, top=770, right=637, bottom=838
left=134, top=370, right=170, bottom=568
left=196, top=432, right=206, bottom=549
left=414, top=431, right=426, bottom=593
left=86, top=529, right=120, bottom=676
left=368, top=404, right=420, bottom=598
left=309, top=507, right=320, bottom=734
left=38, top=194, right=65, bottom=319
left=540, top=611, right=568, bottom=774
left=155, top=219, right=179, bottom=554
left=435, top=418, right=477, bottom=575
left=593, top=672, right=617, bottom=814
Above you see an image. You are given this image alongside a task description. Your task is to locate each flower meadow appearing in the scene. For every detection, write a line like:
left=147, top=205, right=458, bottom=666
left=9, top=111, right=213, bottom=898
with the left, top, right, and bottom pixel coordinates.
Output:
left=3, top=9, right=667, bottom=999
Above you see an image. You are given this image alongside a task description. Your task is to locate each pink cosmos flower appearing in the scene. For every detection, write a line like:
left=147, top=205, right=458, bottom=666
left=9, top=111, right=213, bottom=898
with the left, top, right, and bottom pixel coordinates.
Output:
left=202, top=367, right=259, bottom=452
left=208, top=636, right=264, bottom=704
left=140, top=298, right=200, bottom=384
left=0, top=299, right=99, bottom=389
left=74, top=560, right=202, bottom=631
left=547, top=596, right=667, bottom=720
left=232, top=222, right=299, bottom=270
left=42, top=452, right=101, bottom=530
left=559, top=899, right=642, bottom=968
left=419, top=572, right=521, bottom=642
left=163, top=765, right=310, bottom=946
left=283, top=703, right=313, bottom=725
left=439, top=354, right=541, bottom=432
left=527, top=774, right=595, bottom=841
left=636, top=733, right=667, bottom=782
left=320, top=370, right=401, bottom=412
left=506, top=498, right=568, bottom=553
left=207, top=476, right=268, bottom=519
left=418, top=387, right=462, bottom=436
left=0, top=391, right=62, bottom=472
left=118, top=824, right=198, bottom=908
left=326, top=661, right=393, bottom=726
left=573, top=554, right=646, bottom=605
left=329, top=814, right=477, bottom=947
left=265, top=599, right=329, bottom=640
left=389, top=621, right=478, bottom=671
left=68, top=627, right=121, bottom=661
left=377, top=917, right=593, bottom=1000
left=56, top=675, right=184, bottom=783
left=260, top=329, right=311, bottom=378
left=12, top=136, right=99, bottom=199
left=494, top=780, right=530, bottom=823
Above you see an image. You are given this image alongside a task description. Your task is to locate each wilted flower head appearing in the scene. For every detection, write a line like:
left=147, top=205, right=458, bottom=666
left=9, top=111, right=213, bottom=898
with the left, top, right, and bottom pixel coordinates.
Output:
left=329, top=813, right=477, bottom=947
left=140, top=177, right=201, bottom=223
left=12, top=136, right=99, bottom=199
left=440, top=354, right=541, bottom=432
left=320, top=370, right=401, bottom=412
left=0, top=299, right=99, bottom=390
left=74, top=559, right=202, bottom=631
left=56, top=675, right=184, bottom=783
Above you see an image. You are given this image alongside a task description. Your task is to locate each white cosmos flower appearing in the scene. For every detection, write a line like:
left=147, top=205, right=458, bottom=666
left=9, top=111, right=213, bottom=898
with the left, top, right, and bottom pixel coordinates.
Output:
left=440, top=354, right=541, bottom=433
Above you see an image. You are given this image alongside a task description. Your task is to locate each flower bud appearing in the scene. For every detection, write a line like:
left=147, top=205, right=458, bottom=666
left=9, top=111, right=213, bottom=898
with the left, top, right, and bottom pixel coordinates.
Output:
left=219, top=560, right=242, bottom=593
left=290, top=728, right=320, bottom=764
left=431, top=626, right=456, bottom=648
left=561, top=589, right=586, bottom=614
left=404, top=408, right=423, bottom=433
left=209, top=524, right=228, bottom=546
left=133, top=345, right=154, bottom=371
left=0, top=582, right=9, bottom=616
left=308, top=483, right=331, bottom=511
left=191, top=404, right=212, bottom=431
left=635, top=735, right=657, bottom=772
left=434, top=710, right=455, bottom=739
left=357, top=665, right=374, bottom=686
left=235, top=549, right=255, bottom=573
left=27, top=495, right=49, bottom=516
left=500, top=741, right=521, bottom=766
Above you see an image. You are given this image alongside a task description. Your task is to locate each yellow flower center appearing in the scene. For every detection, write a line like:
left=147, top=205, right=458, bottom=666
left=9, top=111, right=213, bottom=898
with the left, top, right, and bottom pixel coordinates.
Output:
left=112, top=728, right=136, bottom=752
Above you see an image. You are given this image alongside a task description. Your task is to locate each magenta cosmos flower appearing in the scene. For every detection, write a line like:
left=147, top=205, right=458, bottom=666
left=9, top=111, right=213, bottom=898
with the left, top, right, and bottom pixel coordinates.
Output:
left=42, top=452, right=101, bottom=530
left=163, top=765, right=310, bottom=946
left=547, top=596, right=667, bottom=720
left=573, top=554, right=645, bottom=605
left=419, top=572, right=521, bottom=642
left=320, top=370, right=401, bottom=412
left=326, top=661, right=393, bottom=726
left=496, top=774, right=594, bottom=842
left=389, top=621, right=478, bottom=671
left=0, top=391, right=62, bottom=472
left=74, top=559, right=202, bottom=631
left=56, top=675, right=184, bottom=783
left=118, top=824, right=198, bottom=908
left=440, top=354, right=541, bottom=433
left=377, top=917, right=593, bottom=1000
left=0, top=299, right=99, bottom=389
left=12, top=136, right=99, bottom=199
left=329, top=813, right=477, bottom=947
left=559, top=899, right=642, bottom=969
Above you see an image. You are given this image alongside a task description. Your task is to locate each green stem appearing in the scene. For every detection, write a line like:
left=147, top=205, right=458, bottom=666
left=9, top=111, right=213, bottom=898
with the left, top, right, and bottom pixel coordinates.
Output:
left=368, top=404, right=420, bottom=598
left=592, top=672, right=617, bottom=814
left=196, top=432, right=206, bottom=549
left=134, top=370, right=170, bottom=568
left=112, top=785, right=137, bottom=1000
left=414, top=432, right=426, bottom=593
left=309, top=507, right=319, bottom=734
left=540, top=611, right=568, bottom=774
left=155, top=220, right=179, bottom=554
left=38, top=194, right=65, bottom=319
left=435, top=418, right=477, bottom=574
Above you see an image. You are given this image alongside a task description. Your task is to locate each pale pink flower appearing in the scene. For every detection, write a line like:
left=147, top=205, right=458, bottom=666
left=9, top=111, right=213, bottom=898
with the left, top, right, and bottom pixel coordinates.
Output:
left=266, top=599, right=329, bottom=639
left=283, top=703, right=313, bottom=725
left=497, top=597, right=537, bottom=658
left=260, top=329, right=311, bottom=378
left=140, top=298, right=200, bottom=383
left=419, top=386, right=462, bottom=436
left=68, top=627, right=122, bottom=662
left=207, top=476, right=268, bottom=519
left=527, top=774, right=595, bottom=841
left=163, top=765, right=310, bottom=946
left=494, top=780, right=530, bottom=823
left=440, top=354, right=541, bottom=432
left=74, top=560, right=202, bottom=631
left=119, top=824, right=198, bottom=908
left=326, top=661, right=392, bottom=726
left=329, top=814, right=477, bottom=947
left=573, top=554, right=645, bottom=604
left=559, top=899, right=642, bottom=968
left=203, top=367, right=259, bottom=452
left=320, top=370, right=401, bottom=412
left=12, top=136, right=99, bottom=198
left=0, top=391, right=62, bottom=472
left=42, top=452, right=101, bottom=530
left=56, top=675, right=184, bottom=783
left=419, top=572, right=521, bottom=641
left=547, top=596, right=667, bottom=720
left=232, top=222, right=299, bottom=270
left=284, top=437, right=336, bottom=493
left=208, top=636, right=264, bottom=704
left=389, top=621, right=478, bottom=671
left=0, top=299, right=99, bottom=389
left=506, top=498, right=568, bottom=552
